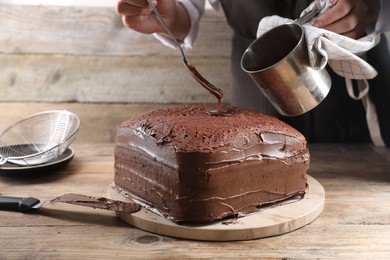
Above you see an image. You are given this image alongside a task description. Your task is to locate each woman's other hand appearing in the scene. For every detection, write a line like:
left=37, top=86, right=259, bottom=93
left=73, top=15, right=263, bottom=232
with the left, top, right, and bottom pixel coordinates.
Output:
left=314, top=0, right=380, bottom=39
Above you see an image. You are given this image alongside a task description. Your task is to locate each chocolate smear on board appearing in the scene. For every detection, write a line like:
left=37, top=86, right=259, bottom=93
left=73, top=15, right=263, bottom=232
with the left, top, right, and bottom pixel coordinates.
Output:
left=51, top=193, right=141, bottom=213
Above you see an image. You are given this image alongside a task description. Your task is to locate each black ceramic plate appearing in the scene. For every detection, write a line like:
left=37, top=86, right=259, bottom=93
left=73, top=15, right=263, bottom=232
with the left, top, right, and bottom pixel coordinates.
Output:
left=0, top=148, right=74, bottom=175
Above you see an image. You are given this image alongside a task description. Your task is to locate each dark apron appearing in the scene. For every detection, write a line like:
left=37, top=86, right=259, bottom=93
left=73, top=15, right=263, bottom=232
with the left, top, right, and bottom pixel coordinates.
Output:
left=220, top=0, right=390, bottom=146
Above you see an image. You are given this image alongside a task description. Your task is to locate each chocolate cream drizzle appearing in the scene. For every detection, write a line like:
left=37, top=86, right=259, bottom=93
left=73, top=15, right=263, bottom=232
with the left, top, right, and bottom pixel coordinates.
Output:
left=186, top=64, right=229, bottom=116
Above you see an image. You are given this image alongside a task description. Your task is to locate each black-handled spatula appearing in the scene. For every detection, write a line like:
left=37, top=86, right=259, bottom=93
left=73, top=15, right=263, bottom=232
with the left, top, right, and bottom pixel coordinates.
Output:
left=0, top=193, right=141, bottom=214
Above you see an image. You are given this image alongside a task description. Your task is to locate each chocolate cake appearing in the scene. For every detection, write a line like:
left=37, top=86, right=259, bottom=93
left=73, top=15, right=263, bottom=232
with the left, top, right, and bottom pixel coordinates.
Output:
left=114, top=104, right=309, bottom=224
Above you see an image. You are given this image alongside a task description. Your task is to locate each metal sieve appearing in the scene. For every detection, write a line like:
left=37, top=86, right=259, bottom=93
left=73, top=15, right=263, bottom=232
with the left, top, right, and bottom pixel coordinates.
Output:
left=0, top=110, right=80, bottom=166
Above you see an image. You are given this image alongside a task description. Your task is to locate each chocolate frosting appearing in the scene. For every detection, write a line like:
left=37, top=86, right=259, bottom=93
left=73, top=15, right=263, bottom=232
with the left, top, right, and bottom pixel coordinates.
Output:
left=114, top=104, right=309, bottom=223
left=51, top=193, right=141, bottom=213
left=120, top=104, right=306, bottom=152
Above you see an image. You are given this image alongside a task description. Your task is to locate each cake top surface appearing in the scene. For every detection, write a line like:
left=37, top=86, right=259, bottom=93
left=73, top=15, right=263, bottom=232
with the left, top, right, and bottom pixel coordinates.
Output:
left=120, top=104, right=306, bottom=151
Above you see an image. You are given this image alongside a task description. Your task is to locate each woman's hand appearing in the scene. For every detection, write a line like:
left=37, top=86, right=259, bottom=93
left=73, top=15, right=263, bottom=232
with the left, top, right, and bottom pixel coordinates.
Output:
left=314, top=0, right=380, bottom=39
left=116, top=0, right=191, bottom=39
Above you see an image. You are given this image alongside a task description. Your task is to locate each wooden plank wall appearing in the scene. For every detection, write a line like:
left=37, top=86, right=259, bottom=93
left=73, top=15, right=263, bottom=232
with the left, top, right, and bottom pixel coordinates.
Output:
left=0, top=3, right=233, bottom=104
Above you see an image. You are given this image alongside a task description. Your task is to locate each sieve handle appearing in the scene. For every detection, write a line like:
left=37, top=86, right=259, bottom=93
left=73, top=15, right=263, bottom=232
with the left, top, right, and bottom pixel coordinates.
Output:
left=0, top=196, right=40, bottom=212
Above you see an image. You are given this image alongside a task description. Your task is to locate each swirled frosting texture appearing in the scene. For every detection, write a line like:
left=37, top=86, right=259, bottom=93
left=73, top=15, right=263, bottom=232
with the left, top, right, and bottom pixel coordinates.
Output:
left=114, top=104, right=309, bottom=223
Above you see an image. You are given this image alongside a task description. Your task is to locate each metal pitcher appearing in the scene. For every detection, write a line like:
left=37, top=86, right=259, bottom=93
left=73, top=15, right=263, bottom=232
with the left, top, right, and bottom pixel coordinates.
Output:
left=241, top=11, right=331, bottom=116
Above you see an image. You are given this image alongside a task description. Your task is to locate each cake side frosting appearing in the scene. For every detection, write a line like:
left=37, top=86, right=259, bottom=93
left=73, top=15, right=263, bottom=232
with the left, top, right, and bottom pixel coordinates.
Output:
left=114, top=104, right=309, bottom=223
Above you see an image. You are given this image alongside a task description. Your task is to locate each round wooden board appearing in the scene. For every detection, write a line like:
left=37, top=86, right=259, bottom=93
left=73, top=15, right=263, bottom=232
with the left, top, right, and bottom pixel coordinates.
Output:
left=108, top=175, right=325, bottom=241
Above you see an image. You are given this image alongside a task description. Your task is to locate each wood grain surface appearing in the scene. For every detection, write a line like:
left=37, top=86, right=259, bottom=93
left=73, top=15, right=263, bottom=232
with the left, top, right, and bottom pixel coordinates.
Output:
left=0, top=4, right=233, bottom=104
left=0, top=5, right=230, bottom=57
left=1, top=103, right=390, bottom=258
left=0, top=54, right=231, bottom=103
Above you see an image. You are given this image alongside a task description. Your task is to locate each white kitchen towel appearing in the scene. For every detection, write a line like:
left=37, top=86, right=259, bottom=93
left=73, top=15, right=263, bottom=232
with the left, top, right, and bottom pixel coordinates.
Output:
left=257, top=0, right=385, bottom=146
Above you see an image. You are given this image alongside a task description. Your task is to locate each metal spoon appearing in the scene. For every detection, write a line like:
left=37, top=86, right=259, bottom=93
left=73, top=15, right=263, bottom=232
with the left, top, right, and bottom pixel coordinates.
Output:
left=146, top=0, right=224, bottom=110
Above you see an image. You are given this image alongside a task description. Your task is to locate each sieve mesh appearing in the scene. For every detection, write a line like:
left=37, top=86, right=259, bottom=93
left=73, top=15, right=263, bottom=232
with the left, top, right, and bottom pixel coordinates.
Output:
left=0, top=110, right=80, bottom=166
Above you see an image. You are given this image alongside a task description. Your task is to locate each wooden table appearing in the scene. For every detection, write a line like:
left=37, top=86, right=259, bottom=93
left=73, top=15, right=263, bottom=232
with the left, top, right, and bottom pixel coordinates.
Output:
left=1, top=143, right=390, bottom=259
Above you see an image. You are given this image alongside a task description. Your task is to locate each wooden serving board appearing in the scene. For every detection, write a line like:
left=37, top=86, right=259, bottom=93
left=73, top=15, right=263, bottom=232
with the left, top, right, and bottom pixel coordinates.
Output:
left=108, top=175, right=325, bottom=241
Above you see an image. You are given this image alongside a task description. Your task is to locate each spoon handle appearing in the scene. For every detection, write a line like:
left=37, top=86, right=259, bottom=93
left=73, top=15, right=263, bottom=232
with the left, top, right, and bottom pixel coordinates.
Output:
left=146, top=0, right=224, bottom=108
left=0, top=196, right=40, bottom=212
left=294, top=9, right=320, bottom=25
left=146, top=0, right=188, bottom=65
